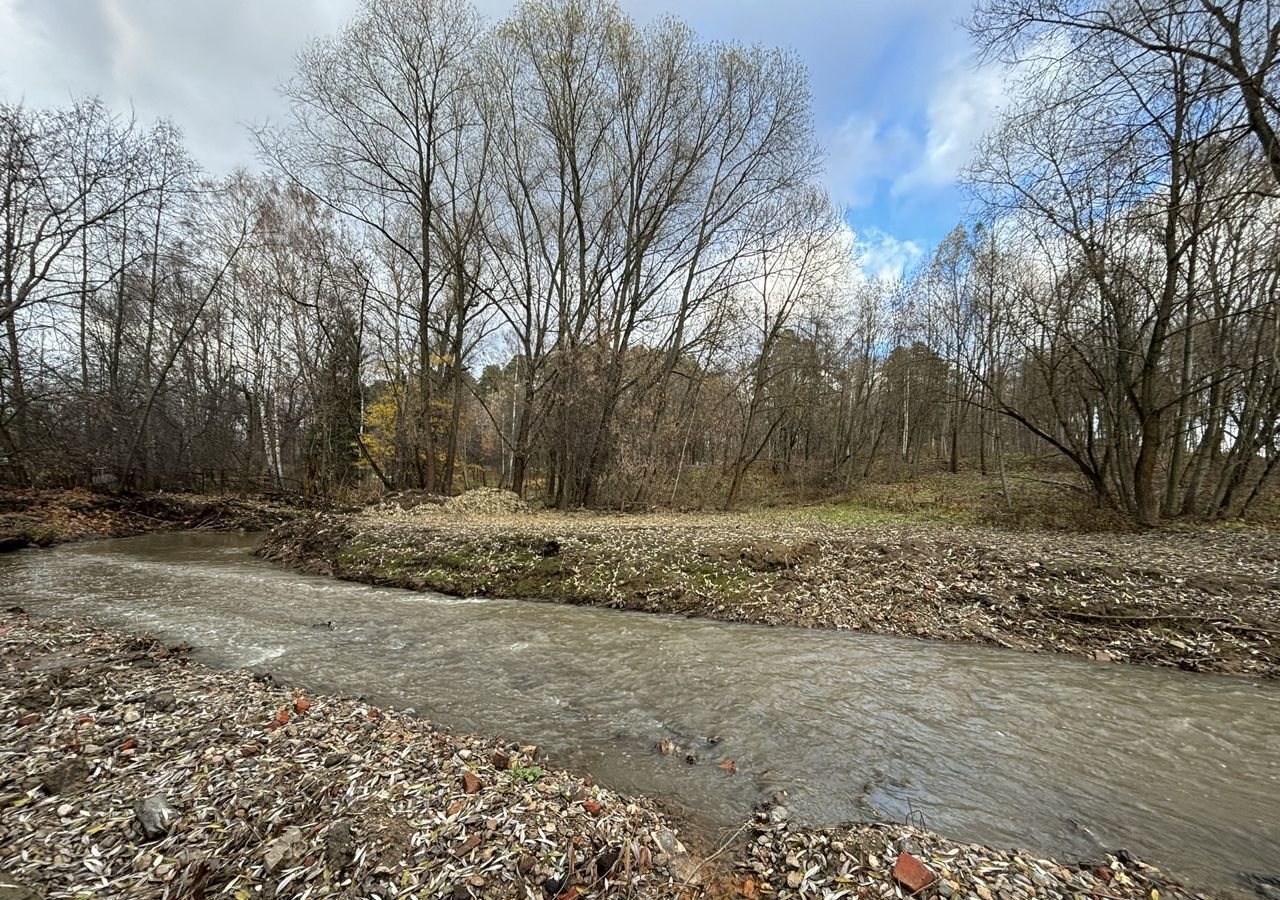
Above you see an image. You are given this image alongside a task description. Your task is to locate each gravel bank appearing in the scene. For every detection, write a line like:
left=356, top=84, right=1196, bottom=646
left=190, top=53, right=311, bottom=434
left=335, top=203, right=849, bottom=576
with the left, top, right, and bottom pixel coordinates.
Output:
left=258, top=507, right=1280, bottom=677
left=0, top=613, right=685, bottom=899
left=0, top=612, right=1219, bottom=899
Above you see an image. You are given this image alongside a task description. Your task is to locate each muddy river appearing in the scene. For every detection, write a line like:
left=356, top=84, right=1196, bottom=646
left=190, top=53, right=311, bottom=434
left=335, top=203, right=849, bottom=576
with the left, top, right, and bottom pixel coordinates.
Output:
left=2, top=533, right=1277, bottom=894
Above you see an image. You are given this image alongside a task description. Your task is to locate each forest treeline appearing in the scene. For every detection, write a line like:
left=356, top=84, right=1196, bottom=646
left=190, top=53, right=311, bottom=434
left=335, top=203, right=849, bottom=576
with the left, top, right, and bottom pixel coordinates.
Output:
left=1, top=0, right=1278, bottom=525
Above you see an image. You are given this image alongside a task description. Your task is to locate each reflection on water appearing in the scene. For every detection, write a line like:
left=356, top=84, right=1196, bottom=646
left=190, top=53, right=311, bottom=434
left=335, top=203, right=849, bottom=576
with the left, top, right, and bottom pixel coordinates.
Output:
left=2, top=533, right=1278, bottom=893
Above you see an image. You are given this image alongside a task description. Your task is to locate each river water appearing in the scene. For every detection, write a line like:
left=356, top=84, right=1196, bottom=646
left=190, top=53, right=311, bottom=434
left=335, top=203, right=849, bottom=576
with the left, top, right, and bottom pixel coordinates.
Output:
left=2, top=533, right=1277, bottom=894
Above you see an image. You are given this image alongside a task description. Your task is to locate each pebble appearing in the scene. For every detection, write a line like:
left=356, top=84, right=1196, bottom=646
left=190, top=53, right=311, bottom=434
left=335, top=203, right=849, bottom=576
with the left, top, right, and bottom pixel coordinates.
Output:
left=134, top=794, right=180, bottom=840
left=148, top=692, right=177, bottom=712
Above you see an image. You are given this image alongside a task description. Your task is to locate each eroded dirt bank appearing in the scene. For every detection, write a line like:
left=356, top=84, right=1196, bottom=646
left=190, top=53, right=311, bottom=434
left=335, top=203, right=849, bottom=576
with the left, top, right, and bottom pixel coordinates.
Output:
left=258, top=505, right=1280, bottom=677
left=0, top=488, right=309, bottom=551
left=0, top=612, right=1216, bottom=899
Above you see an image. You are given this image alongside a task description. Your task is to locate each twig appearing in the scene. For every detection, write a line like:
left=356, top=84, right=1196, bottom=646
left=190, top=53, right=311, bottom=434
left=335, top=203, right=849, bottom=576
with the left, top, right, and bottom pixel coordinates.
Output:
left=677, top=820, right=751, bottom=891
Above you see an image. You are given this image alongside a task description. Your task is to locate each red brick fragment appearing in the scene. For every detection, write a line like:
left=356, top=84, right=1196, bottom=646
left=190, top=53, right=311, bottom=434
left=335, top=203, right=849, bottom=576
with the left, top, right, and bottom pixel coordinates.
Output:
left=892, top=852, right=935, bottom=894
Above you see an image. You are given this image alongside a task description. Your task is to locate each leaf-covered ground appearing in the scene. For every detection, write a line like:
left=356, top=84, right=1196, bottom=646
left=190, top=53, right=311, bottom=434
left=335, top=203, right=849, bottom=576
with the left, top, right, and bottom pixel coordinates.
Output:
left=0, top=489, right=310, bottom=551
left=259, top=503, right=1280, bottom=677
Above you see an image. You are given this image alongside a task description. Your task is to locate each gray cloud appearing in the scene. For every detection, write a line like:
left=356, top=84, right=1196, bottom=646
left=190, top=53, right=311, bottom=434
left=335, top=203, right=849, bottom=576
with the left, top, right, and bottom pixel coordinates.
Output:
left=2, top=0, right=359, bottom=172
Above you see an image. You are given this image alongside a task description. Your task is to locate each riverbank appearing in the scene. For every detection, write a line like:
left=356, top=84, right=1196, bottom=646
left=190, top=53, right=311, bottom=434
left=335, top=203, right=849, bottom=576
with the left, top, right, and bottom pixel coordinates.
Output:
left=0, top=488, right=309, bottom=552
left=259, top=502, right=1280, bottom=677
left=1, top=612, right=1216, bottom=899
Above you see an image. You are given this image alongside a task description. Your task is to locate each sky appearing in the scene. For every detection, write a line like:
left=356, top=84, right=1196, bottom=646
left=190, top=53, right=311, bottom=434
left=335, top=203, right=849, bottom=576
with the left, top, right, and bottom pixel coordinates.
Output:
left=0, top=0, right=1003, bottom=279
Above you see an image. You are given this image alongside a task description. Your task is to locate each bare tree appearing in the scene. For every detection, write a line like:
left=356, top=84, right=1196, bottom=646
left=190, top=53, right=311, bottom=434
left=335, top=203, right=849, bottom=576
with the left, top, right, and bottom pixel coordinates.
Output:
left=258, top=0, right=483, bottom=492
left=971, top=0, right=1280, bottom=187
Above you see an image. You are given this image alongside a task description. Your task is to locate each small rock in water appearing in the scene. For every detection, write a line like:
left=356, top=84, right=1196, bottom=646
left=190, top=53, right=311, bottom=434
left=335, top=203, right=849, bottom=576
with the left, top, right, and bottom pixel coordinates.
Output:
left=135, top=794, right=180, bottom=840
left=1239, top=873, right=1280, bottom=900
left=768, top=805, right=790, bottom=824
left=1092, top=649, right=1114, bottom=662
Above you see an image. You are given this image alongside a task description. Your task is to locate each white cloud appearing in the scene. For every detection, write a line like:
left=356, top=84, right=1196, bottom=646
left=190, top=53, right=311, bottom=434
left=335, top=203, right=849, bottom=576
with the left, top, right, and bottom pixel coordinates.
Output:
left=893, top=62, right=1007, bottom=195
left=822, top=60, right=1008, bottom=214
left=821, top=113, right=917, bottom=211
left=853, top=227, right=924, bottom=282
